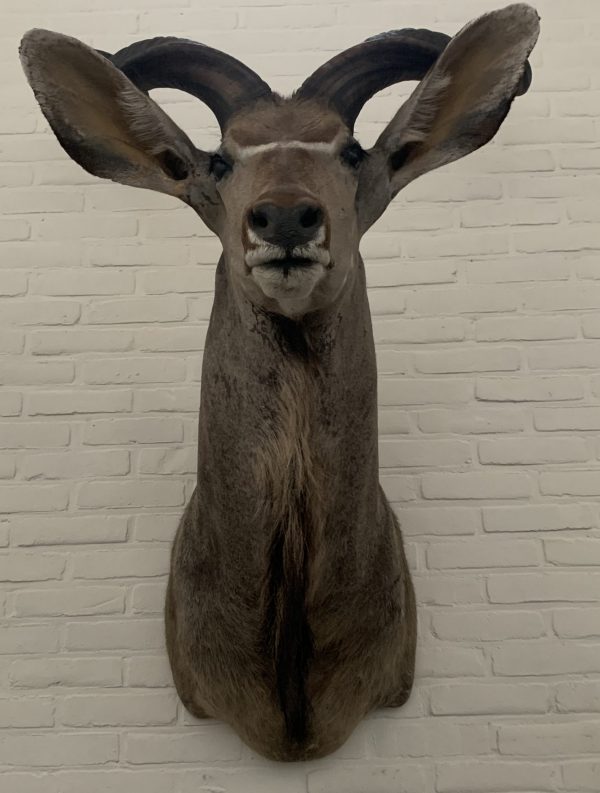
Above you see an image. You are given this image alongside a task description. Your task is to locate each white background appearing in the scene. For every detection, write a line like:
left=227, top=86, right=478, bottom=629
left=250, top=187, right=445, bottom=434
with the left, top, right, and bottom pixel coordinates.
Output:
left=1, top=0, right=600, bottom=790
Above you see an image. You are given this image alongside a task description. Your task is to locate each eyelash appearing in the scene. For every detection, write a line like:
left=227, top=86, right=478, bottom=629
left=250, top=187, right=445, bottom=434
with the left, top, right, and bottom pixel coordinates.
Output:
left=210, top=154, right=232, bottom=181
left=340, top=142, right=366, bottom=169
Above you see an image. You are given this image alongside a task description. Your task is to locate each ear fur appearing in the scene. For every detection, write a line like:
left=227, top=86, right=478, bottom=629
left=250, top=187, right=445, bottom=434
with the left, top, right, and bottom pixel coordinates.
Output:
left=19, top=29, right=206, bottom=200
left=357, top=4, right=540, bottom=231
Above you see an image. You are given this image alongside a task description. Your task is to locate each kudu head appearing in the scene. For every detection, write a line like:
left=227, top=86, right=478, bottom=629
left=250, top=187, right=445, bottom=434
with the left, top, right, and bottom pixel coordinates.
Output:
left=20, top=4, right=539, bottom=319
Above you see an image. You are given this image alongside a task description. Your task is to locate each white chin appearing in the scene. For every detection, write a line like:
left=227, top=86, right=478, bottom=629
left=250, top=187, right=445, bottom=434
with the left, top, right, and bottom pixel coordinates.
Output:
left=251, top=263, right=326, bottom=314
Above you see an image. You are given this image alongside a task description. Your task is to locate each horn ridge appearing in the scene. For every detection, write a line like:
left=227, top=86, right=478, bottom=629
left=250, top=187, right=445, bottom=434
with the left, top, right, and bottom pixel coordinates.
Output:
left=296, top=28, right=451, bottom=130
left=100, top=37, right=272, bottom=130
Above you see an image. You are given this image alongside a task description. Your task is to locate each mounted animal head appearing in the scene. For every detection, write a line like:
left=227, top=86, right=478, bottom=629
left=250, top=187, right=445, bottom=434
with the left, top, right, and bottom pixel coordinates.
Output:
left=20, top=4, right=539, bottom=319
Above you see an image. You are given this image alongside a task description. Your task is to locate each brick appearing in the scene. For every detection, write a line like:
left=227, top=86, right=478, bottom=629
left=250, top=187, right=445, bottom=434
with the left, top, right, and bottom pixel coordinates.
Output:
left=488, top=573, right=600, bottom=603
left=379, top=439, right=471, bottom=468
left=483, top=504, right=595, bottom=532
left=132, top=513, right=180, bottom=543
left=0, top=697, right=54, bottom=727
left=461, top=200, right=560, bottom=227
left=136, top=327, right=206, bottom=352
left=498, top=720, right=600, bottom=756
left=582, top=314, right=600, bottom=337
left=372, top=719, right=489, bottom=758
left=554, top=608, right=600, bottom=639
left=376, top=352, right=410, bottom=375
left=141, top=267, right=215, bottom=294
left=382, top=475, right=418, bottom=502
left=77, top=480, right=185, bottom=509
left=65, top=619, right=164, bottom=651
left=427, top=540, right=540, bottom=569
left=133, top=387, right=199, bottom=413
left=479, top=437, right=589, bottom=464
left=545, top=539, right=600, bottom=566
left=36, top=214, right=137, bottom=240
left=398, top=507, right=479, bottom=536
left=30, top=269, right=134, bottom=296
left=0, top=300, right=80, bottom=326
left=59, top=692, right=177, bottom=727
left=408, top=287, right=518, bottom=315
left=138, top=447, right=196, bottom=475
left=0, top=733, right=118, bottom=767
left=466, top=255, right=571, bottom=283
left=414, top=347, right=520, bottom=374
left=30, top=329, right=134, bottom=355
left=367, top=260, right=457, bottom=287
left=476, top=375, right=584, bottom=402
left=563, top=760, right=600, bottom=791
left=535, top=407, right=600, bottom=430
left=375, top=409, right=411, bottom=435
left=0, top=422, right=69, bottom=449
left=422, top=472, right=531, bottom=500
left=1, top=626, right=58, bottom=654
left=418, top=408, right=525, bottom=434
left=124, top=727, right=243, bottom=763
left=131, top=583, right=167, bottom=614
left=556, top=681, right=600, bottom=712
left=0, top=392, right=21, bottom=416
left=0, top=553, right=65, bottom=582
left=494, top=642, right=600, bottom=676
left=501, top=118, right=595, bottom=144
left=373, top=317, right=465, bottom=344
left=430, top=683, right=549, bottom=716
left=308, top=764, right=427, bottom=793
left=9, top=658, right=121, bottom=688
left=84, top=296, right=187, bottom=324
left=0, top=485, right=69, bottom=514
left=21, top=450, right=130, bottom=480
left=0, top=270, right=27, bottom=295
left=82, top=358, right=185, bottom=385
left=529, top=342, right=600, bottom=370
left=9, top=515, right=128, bottom=546
left=0, top=361, right=74, bottom=385
left=475, top=315, right=577, bottom=341
left=11, top=586, right=125, bottom=617
left=125, top=655, right=173, bottom=688
left=379, top=378, right=472, bottom=406
left=414, top=576, right=485, bottom=606
left=417, top=646, right=486, bottom=678
left=436, top=760, right=559, bottom=792
left=432, top=610, right=545, bottom=641
left=27, top=389, right=132, bottom=415
left=541, top=470, right=600, bottom=496
left=71, top=548, right=169, bottom=579
left=84, top=417, right=183, bottom=445
left=368, top=287, right=407, bottom=315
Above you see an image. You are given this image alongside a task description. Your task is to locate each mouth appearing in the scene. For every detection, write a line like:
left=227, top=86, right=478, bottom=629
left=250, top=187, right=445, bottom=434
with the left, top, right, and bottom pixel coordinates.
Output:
left=260, top=256, right=316, bottom=276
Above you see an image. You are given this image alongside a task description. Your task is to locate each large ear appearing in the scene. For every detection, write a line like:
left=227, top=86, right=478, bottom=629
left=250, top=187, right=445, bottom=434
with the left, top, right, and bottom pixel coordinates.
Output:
left=20, top=29, right=214, bottom=209
left=357, top=4, right=540, bottom=231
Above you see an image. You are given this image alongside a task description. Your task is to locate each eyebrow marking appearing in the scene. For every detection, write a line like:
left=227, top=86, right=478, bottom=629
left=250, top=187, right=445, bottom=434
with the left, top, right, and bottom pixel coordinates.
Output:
left=229, top=138, right=342, bottom=160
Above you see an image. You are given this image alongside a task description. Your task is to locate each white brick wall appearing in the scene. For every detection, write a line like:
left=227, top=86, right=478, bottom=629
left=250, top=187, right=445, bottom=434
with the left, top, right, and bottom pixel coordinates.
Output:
left=1, top=0, right=600, bottom=789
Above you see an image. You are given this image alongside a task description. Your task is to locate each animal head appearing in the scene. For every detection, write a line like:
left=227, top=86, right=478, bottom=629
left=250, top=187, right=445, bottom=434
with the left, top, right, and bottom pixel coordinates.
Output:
left=20, top=4, right=539, bottom=319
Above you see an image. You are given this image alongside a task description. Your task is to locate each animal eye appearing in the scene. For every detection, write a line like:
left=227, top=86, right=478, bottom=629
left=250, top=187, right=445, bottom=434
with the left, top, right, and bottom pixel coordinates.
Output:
left=340, top=142, right=365, bottom=169
left=210, top=153, right=232, bottom=181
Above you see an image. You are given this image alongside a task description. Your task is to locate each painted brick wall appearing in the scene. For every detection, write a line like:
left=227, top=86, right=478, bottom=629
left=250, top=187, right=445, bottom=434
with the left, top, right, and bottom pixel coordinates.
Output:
left=1, top=0, right=600, bottom=790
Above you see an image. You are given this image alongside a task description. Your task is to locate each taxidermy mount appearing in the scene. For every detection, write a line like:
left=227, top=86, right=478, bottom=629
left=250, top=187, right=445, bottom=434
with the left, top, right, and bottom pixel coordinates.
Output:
left=20, top=3, right=539, bottom=761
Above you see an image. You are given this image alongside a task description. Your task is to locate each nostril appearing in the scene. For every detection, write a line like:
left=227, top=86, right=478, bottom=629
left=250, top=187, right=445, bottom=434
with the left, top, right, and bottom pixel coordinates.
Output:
left=249, top=208, right=269, bottom=231
left=299, top=205, right=323, bottom=230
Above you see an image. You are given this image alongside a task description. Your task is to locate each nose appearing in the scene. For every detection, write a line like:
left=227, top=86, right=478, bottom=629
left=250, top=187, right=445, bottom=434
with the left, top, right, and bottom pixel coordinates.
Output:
left=248, top=201, right=324, bottom=248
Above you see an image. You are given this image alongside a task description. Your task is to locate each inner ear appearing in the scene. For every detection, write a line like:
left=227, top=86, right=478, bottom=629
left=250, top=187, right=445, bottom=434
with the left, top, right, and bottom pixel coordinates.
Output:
left=389, top=141, right=419, bottom=172
left=156, top=149, right=190, bottom=181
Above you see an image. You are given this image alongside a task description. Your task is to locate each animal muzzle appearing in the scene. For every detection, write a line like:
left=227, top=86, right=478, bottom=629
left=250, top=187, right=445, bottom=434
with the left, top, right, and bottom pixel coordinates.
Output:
left=247, top=200, right=325, bottom=249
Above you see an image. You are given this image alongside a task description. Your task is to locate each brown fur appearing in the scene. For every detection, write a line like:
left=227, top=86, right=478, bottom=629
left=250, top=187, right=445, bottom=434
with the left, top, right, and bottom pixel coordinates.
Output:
left=20, top=8, right=540, bottom=762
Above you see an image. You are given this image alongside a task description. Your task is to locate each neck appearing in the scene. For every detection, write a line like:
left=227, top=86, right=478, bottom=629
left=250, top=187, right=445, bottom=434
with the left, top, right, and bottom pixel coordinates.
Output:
left=196, top=254, right=379, bottom=536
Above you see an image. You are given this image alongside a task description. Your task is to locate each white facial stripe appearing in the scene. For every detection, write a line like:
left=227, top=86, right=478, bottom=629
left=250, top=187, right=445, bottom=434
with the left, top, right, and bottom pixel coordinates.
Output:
left=230, top=138, right=342, bottom=161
